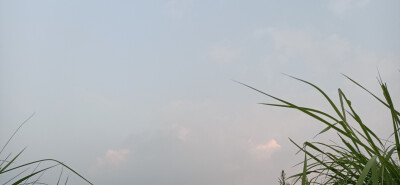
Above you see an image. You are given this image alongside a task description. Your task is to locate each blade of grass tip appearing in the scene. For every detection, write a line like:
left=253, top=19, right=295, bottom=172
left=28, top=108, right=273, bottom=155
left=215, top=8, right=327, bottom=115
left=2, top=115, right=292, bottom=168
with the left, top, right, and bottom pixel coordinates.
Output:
left=301, top=146, right=307, bottom=185
left=384, top=146, right=397, bottom=164
left=259, top=103, right=342, bottom=138
left=338, top=90, right=359, bottom=137
left=0, top=112, right=35, bottom=156
left=338, top=90, right=369, bottom=156
left=370, top=161, right=379, bottom=185
left=380, top=81, right=400, bottom=160
left=57, top=167, right=64, bottom=185
left=0, top=152, right=12, bottom=169
left=283, top=75, right=374, bottom=152
left=338, top=89, right=347, bottom=122
left=259, top=103, right=339, bottom=122
left=343, top=74, right=386, bottom=105
left=313, top=122, right=338, bottom=138
left=0, top=147, right=27, bottom=174
left=3, top=167, right=30, bottom=185
left=342, top=74, right=400, bottom=116
left=356, top=155, right=377, bottom=185
left=236, top=81, right=358, bottom=145
left=342, top=93, right=383, bottom=154
left=282, top=73, right=345, bottom=121
left=233, top=80, right=300, bottom=107
left=380, top=80, right=400, bottom=128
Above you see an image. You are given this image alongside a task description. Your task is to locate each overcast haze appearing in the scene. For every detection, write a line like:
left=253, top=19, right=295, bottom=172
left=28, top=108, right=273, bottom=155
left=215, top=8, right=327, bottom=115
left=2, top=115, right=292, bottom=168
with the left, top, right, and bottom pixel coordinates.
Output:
left=1, top=0, right=399, bottom=184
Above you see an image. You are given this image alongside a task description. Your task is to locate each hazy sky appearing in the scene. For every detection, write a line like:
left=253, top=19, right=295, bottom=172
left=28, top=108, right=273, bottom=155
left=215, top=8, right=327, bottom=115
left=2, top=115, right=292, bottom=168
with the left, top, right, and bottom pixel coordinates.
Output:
left=1, top=0, right=399, bottom=184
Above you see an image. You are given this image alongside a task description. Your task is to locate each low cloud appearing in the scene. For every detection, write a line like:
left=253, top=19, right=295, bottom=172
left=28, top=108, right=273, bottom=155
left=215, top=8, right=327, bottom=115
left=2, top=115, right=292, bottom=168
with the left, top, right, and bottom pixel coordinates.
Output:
left=256, top=139, right=281, bottom=151
left=96, top=149, right=130, bottom=167
left=248, top=138, right=282, bottom=161
left=89, top=149, right=130, bottom=177
left=177, top=127, right=191, bottom=141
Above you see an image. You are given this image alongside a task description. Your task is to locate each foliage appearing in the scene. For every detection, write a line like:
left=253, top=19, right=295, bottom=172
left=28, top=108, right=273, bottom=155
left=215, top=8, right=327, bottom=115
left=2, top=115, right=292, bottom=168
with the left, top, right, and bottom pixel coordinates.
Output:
left=239, top=74, right=400, bottom=185
left=0, top=113, right=92, bottom=185
left=279, top=170, right=291, bottom=185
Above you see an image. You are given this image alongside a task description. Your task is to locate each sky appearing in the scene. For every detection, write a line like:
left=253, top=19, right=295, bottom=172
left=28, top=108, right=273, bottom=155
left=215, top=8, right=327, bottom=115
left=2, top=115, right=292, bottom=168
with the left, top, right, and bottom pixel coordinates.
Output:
left=0, top=0, right=399, bottom=184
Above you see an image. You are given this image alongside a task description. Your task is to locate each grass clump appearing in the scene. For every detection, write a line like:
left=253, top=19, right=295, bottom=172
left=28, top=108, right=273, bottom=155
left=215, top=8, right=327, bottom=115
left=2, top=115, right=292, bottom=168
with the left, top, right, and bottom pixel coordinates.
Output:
left=0, top=113, right=92, bottom=185
left=239, top=74, right=400, bottom=185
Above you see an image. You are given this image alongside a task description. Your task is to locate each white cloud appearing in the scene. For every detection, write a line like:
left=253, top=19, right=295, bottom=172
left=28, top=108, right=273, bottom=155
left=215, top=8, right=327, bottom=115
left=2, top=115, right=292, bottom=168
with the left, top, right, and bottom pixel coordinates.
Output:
left=209, top=44, right=239, bottom=64
left=248, top=138, right=282, bottom=160
left=89, top=149, right=130, bottom=176
left=255, top=139, right=281, bottom=151
left=328, top=0, right=371, bottom=15
left=96, top=149, right=130, bottom=166
left=178, top=127, right=191, bottom=141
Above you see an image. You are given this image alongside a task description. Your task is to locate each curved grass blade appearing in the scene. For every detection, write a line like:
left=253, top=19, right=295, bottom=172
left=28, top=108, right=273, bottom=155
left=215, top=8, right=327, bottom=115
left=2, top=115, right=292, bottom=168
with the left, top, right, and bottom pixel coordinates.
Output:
left=11, top=164, right=58, bottom=185
left=281, top=74, right=345, bottom=122
left=0, top=147, right=26, bottom=174
left=2, top=159, right=93, bottom=185
left=342, top=74, right=399, bottom=116
left=3, top=167, right=30, bottom=185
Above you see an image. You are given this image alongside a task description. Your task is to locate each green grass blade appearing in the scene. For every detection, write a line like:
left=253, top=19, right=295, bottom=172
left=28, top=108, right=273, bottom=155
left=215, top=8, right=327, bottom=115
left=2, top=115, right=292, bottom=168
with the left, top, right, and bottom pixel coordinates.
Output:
left=302, top=146, right=308, bottom=185
left=259, top=103, right=339, bottom=122
left=343, top=74, right=400, bottom=116
left=380, top=81, right=400, bottom=161
left=282, top=74, right=345, bottom=122
left=242, top=75, right=400, bottom=184
left=0, top=152, right=12, bottom=169
left=0, top=147, right=26, bottom=174
left=3, top=167, right=30, bottom=185
left=57, top=167, right=64, bottom=185
left=0, top=113, right=35, bottom=156
left=356, top=155, right=377, bottom=185
left=11, top=164, right=58, bottom=185
left=2, top=159, right=93, bottom=185
left=64, top=176, right=69, bottom=185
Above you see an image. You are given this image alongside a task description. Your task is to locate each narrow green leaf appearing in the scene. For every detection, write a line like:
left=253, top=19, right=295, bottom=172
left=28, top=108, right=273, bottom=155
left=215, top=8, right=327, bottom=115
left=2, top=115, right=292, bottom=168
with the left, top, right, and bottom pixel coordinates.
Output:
left=302, top=146, right=308, bottom=185
left=356, top=155, right=377, bottom=185
left=0, top=147, right=26, bottom=174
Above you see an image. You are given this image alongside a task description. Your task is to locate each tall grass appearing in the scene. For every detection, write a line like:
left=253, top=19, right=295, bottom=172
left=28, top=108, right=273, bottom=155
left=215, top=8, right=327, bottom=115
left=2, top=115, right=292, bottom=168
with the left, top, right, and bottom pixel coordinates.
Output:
left=0, top=113, right=92, bottom=185
left=239, top=74, right=400, bottom=185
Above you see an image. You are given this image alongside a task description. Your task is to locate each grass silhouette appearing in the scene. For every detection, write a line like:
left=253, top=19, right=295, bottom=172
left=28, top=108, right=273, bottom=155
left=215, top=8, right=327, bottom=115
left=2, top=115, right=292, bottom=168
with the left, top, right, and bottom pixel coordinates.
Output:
left=239, top=74, right=400, bottom=185
left=0, top=113, right=92, bottom=185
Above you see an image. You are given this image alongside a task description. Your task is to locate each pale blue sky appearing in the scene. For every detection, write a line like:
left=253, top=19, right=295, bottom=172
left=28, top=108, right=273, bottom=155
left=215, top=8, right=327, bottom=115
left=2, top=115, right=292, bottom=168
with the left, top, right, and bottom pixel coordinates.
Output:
left=1, top=1, right=399, bottom=184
